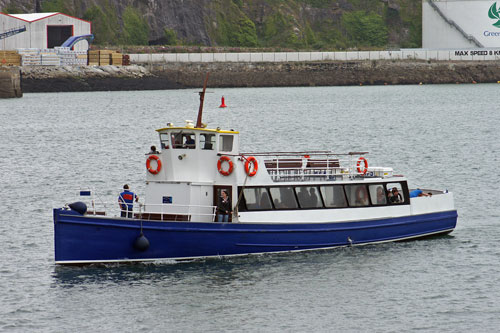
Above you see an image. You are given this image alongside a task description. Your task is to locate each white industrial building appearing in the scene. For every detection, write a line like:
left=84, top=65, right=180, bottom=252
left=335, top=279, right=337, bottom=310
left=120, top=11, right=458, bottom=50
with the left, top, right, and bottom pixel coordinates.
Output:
left=0, top=12, right=91, bottom=51
left=423, top=0, right=500, bottom=48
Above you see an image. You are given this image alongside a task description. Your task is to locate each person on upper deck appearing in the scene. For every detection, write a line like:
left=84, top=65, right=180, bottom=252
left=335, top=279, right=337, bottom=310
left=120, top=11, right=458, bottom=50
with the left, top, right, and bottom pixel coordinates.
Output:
left=217, top=190, right=231, bottom=222
left=410, top=189, right=432, bottom=198
left=118, top=184, right=138, bottom=218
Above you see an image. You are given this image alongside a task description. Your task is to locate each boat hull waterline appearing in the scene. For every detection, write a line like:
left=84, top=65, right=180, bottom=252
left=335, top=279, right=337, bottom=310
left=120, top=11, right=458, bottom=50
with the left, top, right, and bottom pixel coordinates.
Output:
left=54, top=209, right=457, bottom=264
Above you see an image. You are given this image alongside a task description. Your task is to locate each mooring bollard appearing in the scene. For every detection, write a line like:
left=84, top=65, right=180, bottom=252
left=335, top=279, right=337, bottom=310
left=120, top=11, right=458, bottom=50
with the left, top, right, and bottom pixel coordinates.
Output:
left=0, top=67, right=22, bottom=98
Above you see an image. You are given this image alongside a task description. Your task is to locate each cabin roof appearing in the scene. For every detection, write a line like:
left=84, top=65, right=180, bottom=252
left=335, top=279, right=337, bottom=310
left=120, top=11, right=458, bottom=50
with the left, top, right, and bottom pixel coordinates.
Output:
left=156, top=126, right=239, bottom=134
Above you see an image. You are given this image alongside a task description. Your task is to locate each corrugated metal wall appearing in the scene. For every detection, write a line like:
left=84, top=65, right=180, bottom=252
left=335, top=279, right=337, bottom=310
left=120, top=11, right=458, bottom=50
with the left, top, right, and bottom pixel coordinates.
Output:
left=0, top=13, right=91, bottom=51
left=423, top=0, right=500, bottom=49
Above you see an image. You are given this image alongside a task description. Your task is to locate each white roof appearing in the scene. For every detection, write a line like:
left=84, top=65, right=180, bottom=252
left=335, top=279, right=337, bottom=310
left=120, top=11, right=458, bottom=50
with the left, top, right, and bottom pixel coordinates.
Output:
left=8, top=13, right=58, bottom=22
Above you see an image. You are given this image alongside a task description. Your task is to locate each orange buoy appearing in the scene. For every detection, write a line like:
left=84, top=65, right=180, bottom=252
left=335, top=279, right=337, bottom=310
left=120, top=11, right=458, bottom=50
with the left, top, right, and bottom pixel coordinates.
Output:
left=219, top=96, right=227, bottom=108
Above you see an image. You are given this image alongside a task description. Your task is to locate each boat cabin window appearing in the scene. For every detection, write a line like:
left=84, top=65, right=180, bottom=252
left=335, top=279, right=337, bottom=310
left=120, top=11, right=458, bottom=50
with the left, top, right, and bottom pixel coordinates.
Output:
left=160, top=133, right=170, bottom=149
left=369, top=184, right=387, bottom=205
left=200, top=133, right=215, bottom=150
left=269, top=187, right=298, bottom=209
left=171, top=132, right=196, bottom=149
left=219, top=135, right=233, bottom=152
left=386, top=182, right=405, bottom=204
left=344, top=184, right=370, bottom=207
left=238, top=181, right=409, bottom=212
left=319, top=185, right=347, bottom=208
left=242, top=188, right=272, bottom=210
left=295, top=186, right=322, bottom=208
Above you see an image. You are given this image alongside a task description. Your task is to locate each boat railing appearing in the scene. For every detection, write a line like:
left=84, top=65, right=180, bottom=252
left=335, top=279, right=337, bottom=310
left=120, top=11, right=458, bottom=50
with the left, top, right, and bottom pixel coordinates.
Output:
left=240, top=151, right=387, bottom=182
left=135, top=203, right=217, bottom=222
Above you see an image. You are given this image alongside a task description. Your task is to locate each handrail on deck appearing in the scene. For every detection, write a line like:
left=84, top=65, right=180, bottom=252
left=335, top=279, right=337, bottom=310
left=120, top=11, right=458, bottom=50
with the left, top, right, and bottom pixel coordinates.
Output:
left=239, top=151, right=375, bottom=182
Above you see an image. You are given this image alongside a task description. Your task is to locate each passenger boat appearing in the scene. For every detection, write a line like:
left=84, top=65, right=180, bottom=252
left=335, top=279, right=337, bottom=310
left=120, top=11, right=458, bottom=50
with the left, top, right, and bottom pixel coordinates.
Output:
left=53, top=79, right=458, bottom=265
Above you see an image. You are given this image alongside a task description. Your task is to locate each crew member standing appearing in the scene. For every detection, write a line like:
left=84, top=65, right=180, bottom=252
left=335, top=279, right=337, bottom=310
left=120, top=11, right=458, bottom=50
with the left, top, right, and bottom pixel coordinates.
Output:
left=217, top=190, right=231, bottom=222
left=118, top=184, right=138, bottom=218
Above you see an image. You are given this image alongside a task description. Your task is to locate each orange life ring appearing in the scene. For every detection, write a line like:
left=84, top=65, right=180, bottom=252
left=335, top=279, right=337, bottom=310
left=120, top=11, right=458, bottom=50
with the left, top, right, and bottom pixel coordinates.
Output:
left=217, top=156, right=233, bottom=176
left=356, top=157, right=368, bottom=175
left=244, top=156, right=258, bottom=177
left=146, top=155, right=162, bottom=174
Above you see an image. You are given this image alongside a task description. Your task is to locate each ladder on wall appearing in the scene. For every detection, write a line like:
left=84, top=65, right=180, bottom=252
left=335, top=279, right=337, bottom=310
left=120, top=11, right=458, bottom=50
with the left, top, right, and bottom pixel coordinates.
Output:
left=427, top=0, right=483, bottom=48
left=0, top=25, right=27, bottom=40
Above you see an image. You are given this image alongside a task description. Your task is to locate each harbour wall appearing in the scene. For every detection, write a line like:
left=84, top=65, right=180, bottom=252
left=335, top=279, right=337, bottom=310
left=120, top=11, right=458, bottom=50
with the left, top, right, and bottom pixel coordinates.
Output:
left=19, top=58, right=500, bottom=93
left=0, top=67, right=22, bottom=98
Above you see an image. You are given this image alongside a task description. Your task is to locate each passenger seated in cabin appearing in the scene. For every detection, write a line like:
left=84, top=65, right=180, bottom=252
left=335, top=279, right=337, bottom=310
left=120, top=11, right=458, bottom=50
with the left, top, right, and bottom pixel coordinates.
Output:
left=260, top=192, right=272, bottom=209
left=376, top=187, right=387, bottom=204
left=273, top=199, right=283, bottom=209
left=297, top=187, right=310, bottom=207
left=355, top=187, right=369, bottom=206
left=390, top=187, right=403, bottom=203
left=309, top=188, right=319, bottom=207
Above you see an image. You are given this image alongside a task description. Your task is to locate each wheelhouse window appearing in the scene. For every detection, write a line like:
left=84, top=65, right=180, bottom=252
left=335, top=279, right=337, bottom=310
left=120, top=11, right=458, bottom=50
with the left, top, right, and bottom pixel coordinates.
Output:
left=160, top=133, right=169, bottom=149
left=200, top=133, right=215, bottom=150
left=320, top=185, right=347, bottom=208
left=241, top=188, right=272, bottom=210
left=295, top=186, right=322, bottom=208
left=369, top=184, right=387, bottom=205
left=344, top=184, right=370, bottom=207
left=171, top=132, right=195, bottom=149
left=386, top=182, right=405, bottom=204
left=269, top=187, right=298, bottom=209
left=219, top=135, right=233, bottom=152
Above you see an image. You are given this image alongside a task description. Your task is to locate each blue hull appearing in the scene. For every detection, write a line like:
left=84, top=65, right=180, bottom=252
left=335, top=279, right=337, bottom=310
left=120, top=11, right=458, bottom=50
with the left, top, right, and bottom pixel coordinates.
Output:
left=53, top=208, right=458, bottom=264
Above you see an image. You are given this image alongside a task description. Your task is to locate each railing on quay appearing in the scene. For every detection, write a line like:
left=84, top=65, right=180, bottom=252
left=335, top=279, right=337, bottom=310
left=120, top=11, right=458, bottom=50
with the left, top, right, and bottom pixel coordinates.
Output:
left=129, top=49, right=500, bottom=64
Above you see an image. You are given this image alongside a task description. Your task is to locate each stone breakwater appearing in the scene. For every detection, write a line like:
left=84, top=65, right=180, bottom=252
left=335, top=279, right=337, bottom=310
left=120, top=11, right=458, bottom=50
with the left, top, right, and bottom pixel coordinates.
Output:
left=20, top=60, right=500, bottom=92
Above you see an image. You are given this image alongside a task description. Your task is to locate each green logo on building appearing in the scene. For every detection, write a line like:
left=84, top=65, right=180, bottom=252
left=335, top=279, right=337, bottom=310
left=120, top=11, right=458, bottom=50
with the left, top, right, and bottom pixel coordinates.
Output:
left=488, top=2, right=500, bottom=27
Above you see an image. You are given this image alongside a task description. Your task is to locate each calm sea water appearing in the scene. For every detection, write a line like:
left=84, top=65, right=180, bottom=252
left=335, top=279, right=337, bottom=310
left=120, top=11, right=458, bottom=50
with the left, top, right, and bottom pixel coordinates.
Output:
left=1, top=84, right=499, bottom=332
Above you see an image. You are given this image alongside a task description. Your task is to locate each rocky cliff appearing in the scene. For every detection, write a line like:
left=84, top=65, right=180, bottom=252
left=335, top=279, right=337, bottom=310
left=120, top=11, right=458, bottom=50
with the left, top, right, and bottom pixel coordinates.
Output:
left=1, top=0, right=421, bottom=49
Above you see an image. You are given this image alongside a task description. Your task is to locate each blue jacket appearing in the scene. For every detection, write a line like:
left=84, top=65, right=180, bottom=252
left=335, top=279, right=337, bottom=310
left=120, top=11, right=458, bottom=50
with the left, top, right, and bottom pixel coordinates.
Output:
left=119, top=190, right=136, bottom=210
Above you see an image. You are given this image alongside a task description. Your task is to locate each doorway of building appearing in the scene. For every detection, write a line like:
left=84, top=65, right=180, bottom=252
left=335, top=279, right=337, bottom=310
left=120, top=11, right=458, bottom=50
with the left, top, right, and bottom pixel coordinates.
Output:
left=214, top=186, right=232, bottom=222
left=47, top=25, right=73, bottom=48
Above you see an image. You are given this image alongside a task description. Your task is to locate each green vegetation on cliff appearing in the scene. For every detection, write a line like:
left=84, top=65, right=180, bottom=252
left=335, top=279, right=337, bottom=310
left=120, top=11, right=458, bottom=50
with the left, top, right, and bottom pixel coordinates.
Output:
left=11, top=0, right=421, bottom=49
